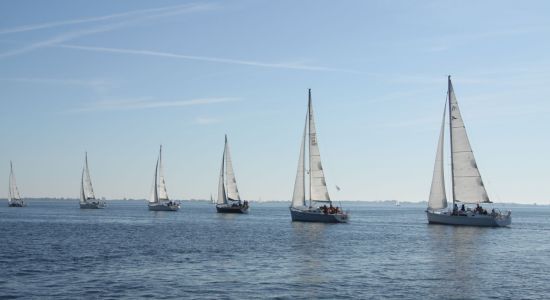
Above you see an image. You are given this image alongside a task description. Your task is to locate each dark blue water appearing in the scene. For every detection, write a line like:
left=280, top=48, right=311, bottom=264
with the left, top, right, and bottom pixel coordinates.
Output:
left=1, top=200, right=549, bottom=299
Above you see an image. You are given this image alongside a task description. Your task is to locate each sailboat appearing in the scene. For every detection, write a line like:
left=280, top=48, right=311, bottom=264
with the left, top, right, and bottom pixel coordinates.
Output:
left=148, top=145, right=180, bottom=211
left=79, top=152, right=106, bottom=209
left=216, top=135, right=249, bottom=213
left=8, top=161, right=26, bottom=207
left=426, top=76, right=511, bottom=227
left=290, top=89, right=348, bottom=223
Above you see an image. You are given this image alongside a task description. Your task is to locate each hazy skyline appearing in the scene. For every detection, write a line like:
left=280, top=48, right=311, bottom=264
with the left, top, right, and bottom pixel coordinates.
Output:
left=1, top=1, right=549, bottom=203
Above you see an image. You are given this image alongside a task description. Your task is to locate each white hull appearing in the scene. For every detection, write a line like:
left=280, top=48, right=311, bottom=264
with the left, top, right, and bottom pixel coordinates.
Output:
left=290, top=207, right=348, bottom=223
left=427, top=210, right=511, bottom=227
left=148, top=202, right=180, bottom=211
left=80, top=201, right=106, bottom=209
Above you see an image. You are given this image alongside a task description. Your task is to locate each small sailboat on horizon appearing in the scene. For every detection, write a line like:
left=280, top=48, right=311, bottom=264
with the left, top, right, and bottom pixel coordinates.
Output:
left=79, top=152, right=106, bottom=209
left=8, top=161, right=26, bottom=207
left=290, top=89, right=348, bottom=223
left=426, top=76, right=511, bottom=227
left=216, top=135, right=249, bottom=213
left=148, top=145, right=180, bottom=211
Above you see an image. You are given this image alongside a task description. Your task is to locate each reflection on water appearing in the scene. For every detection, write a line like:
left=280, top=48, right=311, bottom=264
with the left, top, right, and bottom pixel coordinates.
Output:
left=0, top=200, right=548, bottom=299
left=426, top=224, right=499, bottom=296
left=290, top=222, right=330, bottom=297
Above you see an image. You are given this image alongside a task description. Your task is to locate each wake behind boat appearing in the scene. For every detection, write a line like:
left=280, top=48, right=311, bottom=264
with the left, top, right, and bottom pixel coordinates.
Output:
left=79, top=152, right=106, bottom=209
left=8, top=161, right=26, bottom=207
left=290, top=89, right=348, bottom=223
left=216, top=135, right=249, bottom=213
left=426, top=76, right=511, bottom=227
left=148, top=145, right=180, bottom=211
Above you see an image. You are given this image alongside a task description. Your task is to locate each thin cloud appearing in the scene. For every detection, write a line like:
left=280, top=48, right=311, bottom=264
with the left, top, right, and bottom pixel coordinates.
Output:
left=56, top=44, right=358, bottom=72
left=0, top=3, right=216, bottom=35
left=0, top=4, right=216, bottom=59
left=195, top=116, right=222, bottom=125
left=0, top=77, right=112, bottom=87
left=67, top=97, right=240, bottom=113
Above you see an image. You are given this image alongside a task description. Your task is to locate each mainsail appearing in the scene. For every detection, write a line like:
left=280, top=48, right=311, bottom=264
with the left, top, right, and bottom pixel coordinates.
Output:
left=8, top=161, right=22, bottom=204
left=307, top=90, right=331, bottom=202
left=151, top=146, right=169, bottom=203
left=80, top=152, right=96, bottom=203
left=448, top=77, right=490, bottom=204
left=428, top=99, right=448, bottom=210
left=224, top=136, right=240, bottom=201
left=291, top=89, right=332, bottom=208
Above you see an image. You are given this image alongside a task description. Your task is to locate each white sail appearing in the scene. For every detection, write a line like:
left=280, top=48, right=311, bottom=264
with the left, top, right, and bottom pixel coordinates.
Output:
left=150, top=158, right=159, bottom=203
left=224, top=135, right=241, bottom=201
left=150, top=146, right=169, bottom=203
left=307, top=91, right=331, bottom=202
left=157, top=146, right=169, bottom=201
left=449, top=77, right=490, bottom=204
left=80, top=169, right=86, bottom=203
left=8, top=161, right=22, bottom=204
left=291, top=114, right=307, bottom=208
left=428, top=99, right=448, bottom=210
left=81, top=152, right=96, bottom=203
left=217, top=142, right=227, bottom=205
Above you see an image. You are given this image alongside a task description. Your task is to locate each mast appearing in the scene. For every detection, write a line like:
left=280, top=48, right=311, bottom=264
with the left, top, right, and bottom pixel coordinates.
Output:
left=224, top=135, right=227, bottom=198
left=448, top=75, right=456, bottom=206
left=302, top=100, right=307, bottom=207
left=308, top=89, right=312, bottom=208
left=154, top=146, right=160, bottom=203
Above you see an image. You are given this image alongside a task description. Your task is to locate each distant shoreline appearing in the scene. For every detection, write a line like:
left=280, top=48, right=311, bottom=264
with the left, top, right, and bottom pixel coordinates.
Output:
left=0, top=198, right=547, bottom=206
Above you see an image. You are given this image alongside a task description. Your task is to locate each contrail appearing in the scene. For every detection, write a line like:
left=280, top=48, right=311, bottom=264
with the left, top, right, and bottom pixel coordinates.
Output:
left=0, top=3, right=216, bottom=35
left=57, top=44, right=358, bottom=72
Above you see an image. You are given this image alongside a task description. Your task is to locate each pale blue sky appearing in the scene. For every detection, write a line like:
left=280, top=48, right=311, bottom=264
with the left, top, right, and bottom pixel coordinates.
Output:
left=1, top=1, right=549, bottom=203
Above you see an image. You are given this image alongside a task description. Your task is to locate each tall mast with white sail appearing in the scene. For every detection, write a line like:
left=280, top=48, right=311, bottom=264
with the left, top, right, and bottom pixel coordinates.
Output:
left=8, top=161, right=22, bottom=205
left=291, top=89, right=331, bottom=209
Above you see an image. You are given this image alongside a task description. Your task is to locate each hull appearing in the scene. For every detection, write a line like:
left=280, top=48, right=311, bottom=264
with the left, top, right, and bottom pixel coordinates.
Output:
left=290, top=207, right=349, bottom=223
left=216, top=204, right=248, bottom=214
left=80, top=202, right=106, bottom=209
left=8, top=202, right=26, bottom=207
left=148, top=203, right=180, bottom=211
left=427, top=210, right=511, bottom=227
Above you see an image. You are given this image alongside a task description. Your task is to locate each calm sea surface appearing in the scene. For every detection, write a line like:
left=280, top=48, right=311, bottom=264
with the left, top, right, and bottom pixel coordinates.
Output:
left=1, top=200, right=549, bottom=299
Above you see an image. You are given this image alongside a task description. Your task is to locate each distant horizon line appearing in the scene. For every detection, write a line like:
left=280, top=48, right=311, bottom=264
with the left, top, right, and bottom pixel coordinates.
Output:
left=1, top=198, right=547, bottom=206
